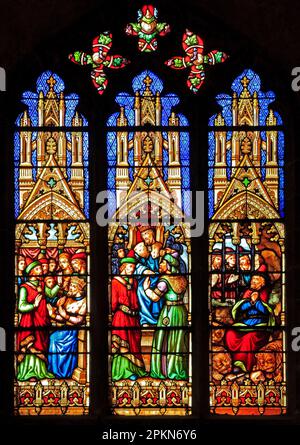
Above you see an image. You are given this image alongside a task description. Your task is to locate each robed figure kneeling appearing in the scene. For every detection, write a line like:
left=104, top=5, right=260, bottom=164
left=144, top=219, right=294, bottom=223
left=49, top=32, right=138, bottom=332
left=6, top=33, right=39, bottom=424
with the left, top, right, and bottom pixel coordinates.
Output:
left=225, top=272, right=275, bottom=373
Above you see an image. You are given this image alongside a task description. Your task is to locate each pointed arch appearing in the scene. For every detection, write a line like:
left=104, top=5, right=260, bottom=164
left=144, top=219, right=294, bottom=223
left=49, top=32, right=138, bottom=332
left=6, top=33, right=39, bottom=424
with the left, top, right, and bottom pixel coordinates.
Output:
left=14, top=71, right=90, bottom=416
left=208, top=69, right=286, bottom=416
left=18, top=192, right=86, bottom=221
left=212, top=190, right=280, bottom=221
left=107, top=71, right=192, bottom=416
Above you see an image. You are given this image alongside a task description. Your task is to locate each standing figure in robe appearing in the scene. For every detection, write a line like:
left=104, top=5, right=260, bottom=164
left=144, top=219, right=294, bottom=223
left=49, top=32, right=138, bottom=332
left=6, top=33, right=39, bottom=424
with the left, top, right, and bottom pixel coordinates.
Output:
left=17, top=258, right=54, bottom=381
left=134, top=240, right=162, bottom=326
left=111, top=256, right=147, bottom=381
left=143, top=254, right=189, bottom=380
left=134, top=226, right=164, bottom=326
left=225, top=272, right=275, bottom=373
left=48, top=276, right=86, bottom=378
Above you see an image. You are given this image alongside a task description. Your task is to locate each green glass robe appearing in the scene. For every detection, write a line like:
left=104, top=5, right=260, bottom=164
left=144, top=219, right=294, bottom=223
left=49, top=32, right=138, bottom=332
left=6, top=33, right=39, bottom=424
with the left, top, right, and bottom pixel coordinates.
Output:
left=150, top=275, right=189, bottom=380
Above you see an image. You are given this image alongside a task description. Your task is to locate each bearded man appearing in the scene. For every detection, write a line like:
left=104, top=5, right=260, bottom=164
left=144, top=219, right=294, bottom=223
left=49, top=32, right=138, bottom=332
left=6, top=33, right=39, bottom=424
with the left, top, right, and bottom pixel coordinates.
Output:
left=17, top=258, right=54, bottom=381
left=71, top=252, right=87, bottom=276
left=225, top=273, right=275, bottom=373
left=111, top=256, right=147, bottom=381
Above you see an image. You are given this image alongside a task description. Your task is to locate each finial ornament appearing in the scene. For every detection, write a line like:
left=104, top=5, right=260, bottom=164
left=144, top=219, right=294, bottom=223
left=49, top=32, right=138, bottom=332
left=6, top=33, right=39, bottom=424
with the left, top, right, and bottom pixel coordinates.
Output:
left=125, top=4, right=170, bottom=52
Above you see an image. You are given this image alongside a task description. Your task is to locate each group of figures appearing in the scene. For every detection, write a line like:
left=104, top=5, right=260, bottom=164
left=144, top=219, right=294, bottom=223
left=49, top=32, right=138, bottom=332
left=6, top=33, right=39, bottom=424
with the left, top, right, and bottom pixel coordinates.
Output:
left=210, top=236, right=283, bottom=385
left=16, top=251, right=87, bottom=381
left=111, top=225, right=190, bottom=382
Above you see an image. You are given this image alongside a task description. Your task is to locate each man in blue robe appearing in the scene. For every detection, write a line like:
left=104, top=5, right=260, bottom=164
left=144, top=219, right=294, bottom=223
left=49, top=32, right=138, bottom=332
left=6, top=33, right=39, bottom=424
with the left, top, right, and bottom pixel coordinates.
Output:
left=134, top=237, right=162, bottom=326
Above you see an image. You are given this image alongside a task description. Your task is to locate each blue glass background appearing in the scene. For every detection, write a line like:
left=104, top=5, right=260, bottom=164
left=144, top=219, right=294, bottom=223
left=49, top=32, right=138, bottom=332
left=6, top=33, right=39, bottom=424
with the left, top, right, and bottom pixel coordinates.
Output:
left=15, top=71, right=89, bottom=218
left=208, top=69, right=284, bottom=218
left=106, top=70, right=190, bottom=217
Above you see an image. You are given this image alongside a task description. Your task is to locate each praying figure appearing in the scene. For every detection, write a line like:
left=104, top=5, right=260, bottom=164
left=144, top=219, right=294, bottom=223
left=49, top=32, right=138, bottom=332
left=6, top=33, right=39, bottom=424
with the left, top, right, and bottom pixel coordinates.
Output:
left=225, top=272, right=275, bottom=373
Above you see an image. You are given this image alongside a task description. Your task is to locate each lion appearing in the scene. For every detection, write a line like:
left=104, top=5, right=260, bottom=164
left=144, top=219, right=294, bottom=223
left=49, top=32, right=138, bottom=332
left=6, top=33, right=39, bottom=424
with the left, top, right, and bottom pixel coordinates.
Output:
left=211, top=322, right=225, bottom=346
left=213, top=307, right=234, bottom=326
left=212, top=346, right=232, bottom=383
left=250, top=340, right=283, bottom=384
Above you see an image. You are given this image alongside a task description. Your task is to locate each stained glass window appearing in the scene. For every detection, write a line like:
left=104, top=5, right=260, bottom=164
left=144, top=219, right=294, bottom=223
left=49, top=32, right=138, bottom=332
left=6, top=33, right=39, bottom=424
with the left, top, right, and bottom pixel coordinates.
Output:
left=107, top=70, right=192, bottom=415
left=208, top=69, right=286, bottom=415
left=14, top=71, right=90, bottom=415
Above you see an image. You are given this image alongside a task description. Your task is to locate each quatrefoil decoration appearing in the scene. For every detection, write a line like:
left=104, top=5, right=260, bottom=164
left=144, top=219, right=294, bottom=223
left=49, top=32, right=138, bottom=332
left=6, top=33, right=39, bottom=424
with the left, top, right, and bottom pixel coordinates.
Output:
left=69, top=31, right=130, bottom=95
left=165, top=29, right=228, bottom=93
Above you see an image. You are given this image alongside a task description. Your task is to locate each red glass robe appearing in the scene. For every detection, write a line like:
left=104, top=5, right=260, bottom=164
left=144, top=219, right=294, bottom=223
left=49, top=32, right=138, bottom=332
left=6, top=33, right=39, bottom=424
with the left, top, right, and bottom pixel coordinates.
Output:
left=225, top=288, right=271, bottom=371
left=111, top=277, right=143, bottom=362
left=17, top=281, right=50, bottom=358
left=242, top=287, right=269, bottom=303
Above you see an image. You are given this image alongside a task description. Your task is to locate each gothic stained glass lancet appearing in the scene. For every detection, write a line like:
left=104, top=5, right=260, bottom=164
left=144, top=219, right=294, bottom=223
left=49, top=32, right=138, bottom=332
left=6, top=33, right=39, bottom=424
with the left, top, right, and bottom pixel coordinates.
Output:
left=107, top=71, right=192, bottom=415
left=208, top=69, right=286, bottom=415
left=14, top=71, right=90, bottom=415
